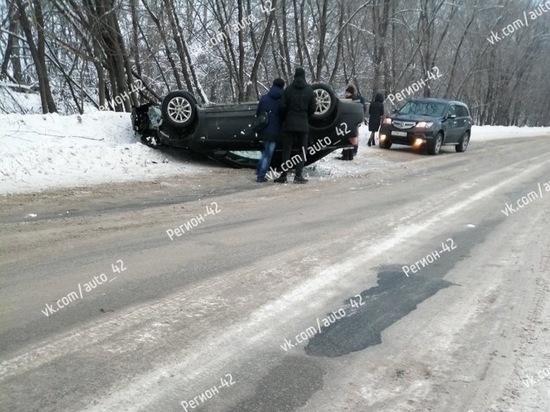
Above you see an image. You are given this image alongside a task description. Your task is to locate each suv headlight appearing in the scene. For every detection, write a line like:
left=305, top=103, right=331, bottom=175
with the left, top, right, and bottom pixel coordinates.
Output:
left=383, top=118, right=392, bottom=125
left=417, top=121, right=433, bottom=128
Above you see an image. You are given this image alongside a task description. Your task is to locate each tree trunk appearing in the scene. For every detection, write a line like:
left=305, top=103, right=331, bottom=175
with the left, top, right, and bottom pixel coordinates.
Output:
left=16, top=0, right=57, bottom=113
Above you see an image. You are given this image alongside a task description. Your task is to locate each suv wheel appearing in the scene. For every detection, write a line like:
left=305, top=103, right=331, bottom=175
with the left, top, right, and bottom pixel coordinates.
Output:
left=311, top=84, right=337, bottom=120
left=161, top=91, right=197, bottom=129
left=379, top=137, right=392, bottom=149
left=455, top=131, right=470, bottom=153
left=428, top=132, right=443, bottom=155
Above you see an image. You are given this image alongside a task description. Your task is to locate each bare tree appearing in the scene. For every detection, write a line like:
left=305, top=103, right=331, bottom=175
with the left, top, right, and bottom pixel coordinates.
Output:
left=0, top=0, right=547, bottom=124
left=15, top=0, right=57, bottom=112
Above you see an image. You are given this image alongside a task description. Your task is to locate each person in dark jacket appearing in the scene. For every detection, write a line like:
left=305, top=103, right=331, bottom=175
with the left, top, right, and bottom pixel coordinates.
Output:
left=255, top=78, right=285, bottom=182
left=356, top=92, right=368, bottom=152
left=342, top=84, right=360, bottom=160
left=368, top=93, right=385, bottom=146
left=275, top=67, right=316, bottom=184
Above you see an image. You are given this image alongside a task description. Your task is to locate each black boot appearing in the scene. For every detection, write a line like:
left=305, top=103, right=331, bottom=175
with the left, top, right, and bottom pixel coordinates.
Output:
left=274, top=173, right=287, bottom=183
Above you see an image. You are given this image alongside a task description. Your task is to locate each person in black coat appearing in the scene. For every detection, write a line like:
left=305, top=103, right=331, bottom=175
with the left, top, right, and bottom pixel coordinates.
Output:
left=342, top=84, right=360, bottom=160
left=256, top=78, right=285, bottom=182
left=275, top=67, right=316, bottom=184
left=368, top=93, right=385, bottom=146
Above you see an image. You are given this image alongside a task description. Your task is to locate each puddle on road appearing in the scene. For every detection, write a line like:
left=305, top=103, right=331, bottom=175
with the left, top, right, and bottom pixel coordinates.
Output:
left=303, top=222, right=497, bottom=358
left=305, top=267, right=454, bottom=357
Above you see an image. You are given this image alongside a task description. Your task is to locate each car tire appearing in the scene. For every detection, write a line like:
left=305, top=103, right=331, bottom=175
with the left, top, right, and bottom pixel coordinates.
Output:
left=428, top=132, right=443, bottom=155
left=379, top=138, right=392, bottom=149
left=311, top=84, right=337, bottom=120
left=161, top=91, right=197, bottom=129
left=455, top=131, right=470, bottom=152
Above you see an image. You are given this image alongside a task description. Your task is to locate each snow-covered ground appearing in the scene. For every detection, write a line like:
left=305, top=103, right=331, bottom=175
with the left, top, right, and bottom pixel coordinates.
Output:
left=472, top=125, right=550, bottom=140
left=1, top=109, right=549, bottom=195
left=0, top=112, right=203, bottom=195
left=0, top=84, right=44, bottom=114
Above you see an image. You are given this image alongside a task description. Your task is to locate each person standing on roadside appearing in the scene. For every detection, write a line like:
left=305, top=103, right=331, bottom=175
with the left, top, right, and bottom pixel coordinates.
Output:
left=355, top=88, right=367, bottom=155
left=275, top=67, right=316, bottom=184
left=368, top=92, right=385, bottom=147
left=256, top=78, right=285, bottom=183
left=341, top=84, right=360, bottom=160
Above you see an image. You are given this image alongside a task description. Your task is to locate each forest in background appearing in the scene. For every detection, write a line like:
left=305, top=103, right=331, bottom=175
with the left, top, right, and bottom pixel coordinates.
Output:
left=1, top=0, right=549, bottom=126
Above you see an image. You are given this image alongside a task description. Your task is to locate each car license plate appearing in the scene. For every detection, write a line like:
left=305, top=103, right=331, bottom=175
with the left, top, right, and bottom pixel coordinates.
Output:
left=392, top=131, right=407, bottom=137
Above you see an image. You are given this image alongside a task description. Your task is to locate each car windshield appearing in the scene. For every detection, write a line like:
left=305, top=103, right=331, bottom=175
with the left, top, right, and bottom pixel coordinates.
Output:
left=397, top=101, right=447, bottom=117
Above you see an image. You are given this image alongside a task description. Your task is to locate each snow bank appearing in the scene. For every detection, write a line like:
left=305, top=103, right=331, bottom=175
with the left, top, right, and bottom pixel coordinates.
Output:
left=0, top=84, right=43, bottom=114
left=0, top=112, right=199, bottom=195
left=473, top=125, right=550, bottom=140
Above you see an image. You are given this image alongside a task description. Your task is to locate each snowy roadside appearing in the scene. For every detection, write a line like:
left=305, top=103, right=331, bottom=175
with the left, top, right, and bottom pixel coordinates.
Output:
left=0, top=110, right=549, bottom=195
left=0, top=112, right=200, bottom=195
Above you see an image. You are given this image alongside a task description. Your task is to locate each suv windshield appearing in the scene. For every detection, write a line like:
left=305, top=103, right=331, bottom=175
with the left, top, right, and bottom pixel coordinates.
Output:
left=398, top=101, right=447, bottom=117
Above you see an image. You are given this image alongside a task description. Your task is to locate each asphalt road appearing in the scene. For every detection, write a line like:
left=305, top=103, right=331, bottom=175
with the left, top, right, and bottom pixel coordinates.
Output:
left=1, top=137, right=549, bottom=412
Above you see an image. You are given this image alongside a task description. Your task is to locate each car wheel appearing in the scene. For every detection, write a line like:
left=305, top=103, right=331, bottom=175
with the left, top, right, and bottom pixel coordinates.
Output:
left=428, top=132, right=443, bottom=155
left=311, top=84, right=337, bottom=120
left=161, top=91, right=197, bottom=129
left=455, top=131, right=470, bottom=152
left=379, top=138, right=392, bottom=149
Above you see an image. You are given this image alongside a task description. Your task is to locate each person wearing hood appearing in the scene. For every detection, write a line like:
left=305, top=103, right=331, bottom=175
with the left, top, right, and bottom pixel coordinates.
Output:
left=275, top=67, right=316, bottom=184
left=368, top=92, right=385, bottom=146
left=256, top=78, right=285, bottom=183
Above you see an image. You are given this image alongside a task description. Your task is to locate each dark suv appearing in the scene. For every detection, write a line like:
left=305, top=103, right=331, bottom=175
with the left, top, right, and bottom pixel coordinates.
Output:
left=379, top=98, right=472, bottom=155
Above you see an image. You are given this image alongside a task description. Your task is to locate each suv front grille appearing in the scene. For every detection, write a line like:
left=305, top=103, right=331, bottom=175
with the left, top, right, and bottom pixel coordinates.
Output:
left=393, top=121, right=416, bottom=129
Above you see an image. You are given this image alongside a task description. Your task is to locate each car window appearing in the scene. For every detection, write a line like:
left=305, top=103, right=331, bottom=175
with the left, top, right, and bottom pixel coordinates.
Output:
left=457, top=105, right=469, bottom=117
left=448, top=105, right=457, bottom=117
left=397, top=101, right=447, bottom=117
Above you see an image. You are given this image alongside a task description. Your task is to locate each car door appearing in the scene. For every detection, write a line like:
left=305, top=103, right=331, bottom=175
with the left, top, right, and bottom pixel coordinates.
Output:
left=444, top=105, right=461, bottom=142
left=456, top=105, right=472, bottom=138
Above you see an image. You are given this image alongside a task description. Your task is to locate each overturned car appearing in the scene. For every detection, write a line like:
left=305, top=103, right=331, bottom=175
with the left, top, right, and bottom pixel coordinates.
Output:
left=131, top=84, right=365, bottom=168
